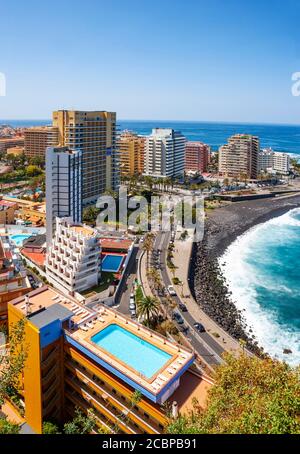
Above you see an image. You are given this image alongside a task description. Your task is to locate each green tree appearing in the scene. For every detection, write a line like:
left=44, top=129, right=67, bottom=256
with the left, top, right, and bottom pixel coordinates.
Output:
left=82, top=206, right=100, bottom=225
left=25, top=165, right=42, bottom=178
left=168, top=352, right=300, bottom=434
left=43, top=421, right=61, bottom=434
left=136, top=296, right=160, bottom=325
left=0, top=318, right=28, bottom=406
left=0, top=416, right=20, bottom=434
left=63, top=408, right=96, bottom=434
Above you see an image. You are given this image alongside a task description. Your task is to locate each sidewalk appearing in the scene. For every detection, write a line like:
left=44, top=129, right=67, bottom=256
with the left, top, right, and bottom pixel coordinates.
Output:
left=168, top=228, right=243, bottom=354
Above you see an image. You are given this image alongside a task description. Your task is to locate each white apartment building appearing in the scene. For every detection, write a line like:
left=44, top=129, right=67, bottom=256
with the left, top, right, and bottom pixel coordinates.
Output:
left=45, top=217, right=101, bottom=295
left=219, top=134, right=259, bottom=179
left=258, top=148, right=290, bottom=175
left=144, top=128, right=186, bottom=178
left=46, top=146, right=82, bottom=248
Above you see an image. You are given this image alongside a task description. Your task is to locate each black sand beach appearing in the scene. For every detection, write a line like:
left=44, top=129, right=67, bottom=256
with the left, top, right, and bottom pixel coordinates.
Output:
left=190, top=194, right=300, bottom=355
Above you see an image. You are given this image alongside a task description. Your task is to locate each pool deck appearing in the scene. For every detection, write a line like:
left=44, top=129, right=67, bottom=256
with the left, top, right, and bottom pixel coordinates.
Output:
left=66, top=306, right=195, bottom=397
left=11, top=286, right=195, bottom=401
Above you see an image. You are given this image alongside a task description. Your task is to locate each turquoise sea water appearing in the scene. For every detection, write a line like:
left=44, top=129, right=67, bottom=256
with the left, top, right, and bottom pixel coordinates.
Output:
left=220, top=208, right=300, bottom=366
left=91, top=324, right=172, bottom=378
left=1, top=119, right=300, bottom=154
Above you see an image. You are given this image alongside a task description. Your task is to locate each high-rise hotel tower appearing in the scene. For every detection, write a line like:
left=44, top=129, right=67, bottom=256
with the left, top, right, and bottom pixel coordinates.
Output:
left=46, top=146, right=82, bottom=247
left=52, top=110, right=119, bottom=205
left=144, top=128, right=186, bottom=179
left=218, top=134, right=259, bottom=179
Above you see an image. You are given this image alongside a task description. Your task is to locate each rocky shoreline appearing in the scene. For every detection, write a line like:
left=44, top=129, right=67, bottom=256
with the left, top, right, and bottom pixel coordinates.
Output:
left=190, top=194, right=300, bottom=356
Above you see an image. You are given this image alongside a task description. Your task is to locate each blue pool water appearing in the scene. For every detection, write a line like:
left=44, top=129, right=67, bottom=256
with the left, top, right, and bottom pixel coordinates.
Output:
left=10, top=234, right=32, bottom=247
left=102, top=254, right=123, bottom=272
left=91, top=324, right=172, bottom=378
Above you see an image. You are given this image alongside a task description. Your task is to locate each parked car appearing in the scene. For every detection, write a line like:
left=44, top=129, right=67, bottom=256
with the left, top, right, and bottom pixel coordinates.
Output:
left=167, top=285, right=176, bottom=296
left=172, top=311, right=184, bottom=325
left=178, top=302, right=187, bottom=312
left=193, top=322, right=206, bottom=333
left=130, top=309, right=136, bottom=319
left=129, top=294, right=136, bottom=311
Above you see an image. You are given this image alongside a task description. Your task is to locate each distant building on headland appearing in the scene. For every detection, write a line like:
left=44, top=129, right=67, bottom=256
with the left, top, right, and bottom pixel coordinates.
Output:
left=185, top=141, right=210, bottom=174
left=144, top=128, right=186, bottom=179
left=117, top=131, right=145, bottom=177
left=219, top=134, right=259, bottom=179
left=258, top=148, right=290, bottom=175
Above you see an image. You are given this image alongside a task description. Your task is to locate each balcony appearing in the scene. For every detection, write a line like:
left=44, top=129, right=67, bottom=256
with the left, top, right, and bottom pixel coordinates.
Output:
left=65, top=360, right=161, bottom=434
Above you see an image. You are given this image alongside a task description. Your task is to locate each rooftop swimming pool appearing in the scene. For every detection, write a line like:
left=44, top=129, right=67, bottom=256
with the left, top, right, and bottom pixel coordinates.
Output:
left=101, top=254, right=124, bottom=272
left=91, top=324, right=172, bottom=378
left=10, top=234, right=32, bottom=247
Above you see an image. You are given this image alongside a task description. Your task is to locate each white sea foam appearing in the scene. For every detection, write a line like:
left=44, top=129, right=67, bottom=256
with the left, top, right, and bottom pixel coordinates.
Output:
left=219, top=208, right=300, bottom=366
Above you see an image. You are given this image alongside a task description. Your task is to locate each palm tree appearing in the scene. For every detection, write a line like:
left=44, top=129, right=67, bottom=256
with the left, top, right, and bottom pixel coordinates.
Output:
left=142, top=233, right=154, bottom=267
left=137, top=296, right=160, bottom=325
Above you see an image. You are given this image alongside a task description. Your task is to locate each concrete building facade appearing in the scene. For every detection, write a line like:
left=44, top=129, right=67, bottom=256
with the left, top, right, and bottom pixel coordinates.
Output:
left=219, top=134, right=259, bottom=179
left=144, top=128, right=186, bottom=179
left=24, top=126, right=59, bottom=159
left=52, top=110, right=119, bottom=205
left=45, top=146, right=82, bottom=247
left=185, top=141, right=210, bottom=174
left=118, top=131, right=145, bottom=177
left=45, top=217, right=101, bottom=294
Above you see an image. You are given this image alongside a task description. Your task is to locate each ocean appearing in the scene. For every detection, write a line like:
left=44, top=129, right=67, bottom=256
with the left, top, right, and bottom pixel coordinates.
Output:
left=220, top=208, right=300, bottom=366
left=1, top=119, right=300, bottom=154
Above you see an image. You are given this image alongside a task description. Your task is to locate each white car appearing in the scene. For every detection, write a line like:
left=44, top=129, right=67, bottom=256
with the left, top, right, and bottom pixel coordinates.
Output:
left=129, top=295, right=136, bottom=311
left=167, top=285, right=176, bottom=296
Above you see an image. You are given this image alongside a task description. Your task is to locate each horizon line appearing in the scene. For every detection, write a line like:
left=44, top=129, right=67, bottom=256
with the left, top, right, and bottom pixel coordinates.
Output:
left=0, top=118, right=299, bottom=127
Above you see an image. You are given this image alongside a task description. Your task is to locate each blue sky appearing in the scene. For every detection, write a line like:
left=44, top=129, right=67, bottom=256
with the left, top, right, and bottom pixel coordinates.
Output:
left=0, top=0, right=300, bottom=123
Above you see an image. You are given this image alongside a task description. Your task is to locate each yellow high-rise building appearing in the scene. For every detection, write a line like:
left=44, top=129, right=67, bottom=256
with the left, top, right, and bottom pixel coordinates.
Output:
left=52, top=110, right=119, bottom=205
left=8, top=286, right=212, bottom=434
left=117, top=131, right=145, bottom=177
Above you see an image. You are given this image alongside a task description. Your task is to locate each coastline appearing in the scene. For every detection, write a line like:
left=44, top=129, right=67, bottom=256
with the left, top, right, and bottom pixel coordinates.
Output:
left=190, top=194, right=300, bottom=355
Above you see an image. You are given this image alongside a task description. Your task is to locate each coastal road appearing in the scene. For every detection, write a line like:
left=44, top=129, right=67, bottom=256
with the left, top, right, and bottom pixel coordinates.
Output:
left=154, top=231, right=225, bottom=366
left=115, top=244, right=139, bottom=314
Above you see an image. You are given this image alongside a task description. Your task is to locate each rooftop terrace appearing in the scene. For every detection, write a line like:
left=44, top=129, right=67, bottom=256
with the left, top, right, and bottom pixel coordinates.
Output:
left=11, top=286, right=195, bottom=404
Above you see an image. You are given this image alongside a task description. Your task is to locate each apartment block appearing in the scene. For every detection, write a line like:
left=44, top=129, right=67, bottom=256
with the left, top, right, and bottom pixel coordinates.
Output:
left=46, top=217, right=101, bottom=295
left=0, top=235, right=31, bottom=325
left=8, top=286, right=211, bottom=434
left=46, top=146, right=82, bottom=247
left=52, top=110, right=119, bottom=205
left=118, top=131, right=145, bottom=177
left=185, top=141, right=210, bottom=174
left=144, top=128, right=186, bottom=179
left=219, top=134, right=259, bottom=179
left=24, top=126, right=59, bottom=159
left=259, top=148, right=290, bottom=175
left=0, top=199, right=17, bottom=224
left=0, top=136, right=24, bottom=153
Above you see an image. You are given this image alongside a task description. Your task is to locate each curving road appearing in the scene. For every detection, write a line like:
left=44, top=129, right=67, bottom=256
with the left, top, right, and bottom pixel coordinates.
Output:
left=154, top=231, right=225, bottom=367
